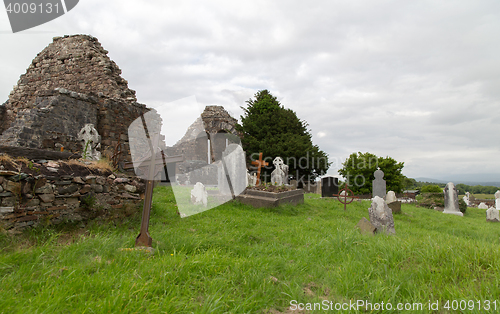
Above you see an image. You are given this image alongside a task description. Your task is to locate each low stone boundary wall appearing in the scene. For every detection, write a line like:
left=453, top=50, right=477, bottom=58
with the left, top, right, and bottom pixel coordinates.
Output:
left=0, top=165, right=145, bottom=231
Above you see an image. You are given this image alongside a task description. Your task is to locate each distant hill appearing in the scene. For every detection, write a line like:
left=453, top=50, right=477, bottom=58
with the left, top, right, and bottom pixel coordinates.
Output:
left=414, top=177, right=500, bottom=187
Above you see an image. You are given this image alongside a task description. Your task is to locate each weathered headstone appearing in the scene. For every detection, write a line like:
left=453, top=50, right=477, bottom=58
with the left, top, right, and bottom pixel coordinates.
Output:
left=271, top=157, right=289, bottom=186
left=78, top=123, right=101, bottom=160
left=478, top=202, right=488, bottom=210
left=486, top=207, right=500, bottom=222
left=386, top=191, right=397, bottom=203
left=386, top=190, right=401, bottom=214
left=321, top=176, right=339, bottom=198
left=356, top=217, right=376, bottom=236
left=443, top=182, right=463, bottom=216
left=372, top=168, right=386, bottom=199
left=191, top=182, right=208, bottom=207
left=368, top=196, right=396, bottom=234
left=463, top=192, right=470, bottom=206
left=495, top=190, right=500, bottom=210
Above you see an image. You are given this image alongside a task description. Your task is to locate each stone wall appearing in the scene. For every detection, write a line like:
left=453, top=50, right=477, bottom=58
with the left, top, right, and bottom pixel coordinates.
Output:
left=0, top=159, right=145, bottom=232
left=3, top=34, right=137, bottom=131
left=0, top=88, right=150, bottom=163
left=0, top=102, right=7, bottom=135
left=0, top=34, right=152, bottom=163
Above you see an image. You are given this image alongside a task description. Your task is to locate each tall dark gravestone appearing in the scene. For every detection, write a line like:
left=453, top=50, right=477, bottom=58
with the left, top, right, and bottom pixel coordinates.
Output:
left=321, top=176, right=339, bottom=197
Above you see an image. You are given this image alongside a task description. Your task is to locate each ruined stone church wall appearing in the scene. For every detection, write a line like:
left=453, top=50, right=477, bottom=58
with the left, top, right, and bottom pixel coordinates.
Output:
left=3, top=35, right=137, bottom=133
left=0, top=88, right=150, bottom=163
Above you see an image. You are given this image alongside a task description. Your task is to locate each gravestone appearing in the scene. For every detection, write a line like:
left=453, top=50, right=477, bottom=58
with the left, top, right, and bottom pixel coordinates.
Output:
left=368, top=196, right=396, bottom=234
left=386, top=190, right=401, bottom=214
left=372, top=169, right=386, bottom=199
left=486, top=207, right=500, bottom=222
left=271, top=157, right=289, bottom=186
left=191, top=182, right=208, bottom=207
left=463, top=192, right=470, bottom=206
left=386, top=191, right=397, bottom=203
left=495, top=190, right=500, bottom=210
left=478, top=202, right=488, bottom=209
left=78, top=124, right=101, bottom=160
left=218, top=144, right=247, bottom=197
left=321, top=176, right=339, bottom=198
left=356, top=217, right=376, bottom=236
left=251, top=152, right=269, bottom=186
left=443, top=182, right=463, bottom=216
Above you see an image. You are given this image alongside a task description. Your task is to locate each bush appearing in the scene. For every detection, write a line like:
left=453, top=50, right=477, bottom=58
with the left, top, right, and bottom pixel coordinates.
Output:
left=420, top=185, right=443, bottom=193
left=418, top=192, right=444, bottom=208
left=458, top=199, right=467, bottom=214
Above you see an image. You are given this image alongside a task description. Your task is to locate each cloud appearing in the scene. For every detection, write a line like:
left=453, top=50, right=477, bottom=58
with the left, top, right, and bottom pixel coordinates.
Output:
left=2, top=0, right=500, bottom=181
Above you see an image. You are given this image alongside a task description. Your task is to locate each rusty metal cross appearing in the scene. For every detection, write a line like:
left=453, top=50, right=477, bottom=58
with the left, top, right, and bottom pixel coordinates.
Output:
left=251, top=152, right=269, bottom=186
left=332, top=178, right=359, bottom=211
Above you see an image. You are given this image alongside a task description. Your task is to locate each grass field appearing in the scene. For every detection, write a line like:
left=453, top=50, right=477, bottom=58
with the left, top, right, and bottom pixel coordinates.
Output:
left=1, top=186, right=500, bottom=313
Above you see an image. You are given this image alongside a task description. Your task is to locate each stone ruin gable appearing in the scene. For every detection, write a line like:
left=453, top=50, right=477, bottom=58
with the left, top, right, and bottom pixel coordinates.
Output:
left=0, top=34, right=159, bottom=163
left=166, top=105, right=240, bottom=163
left=2, top=34, right=137, bottom=134
left=0, top=88, right=150, bottom=163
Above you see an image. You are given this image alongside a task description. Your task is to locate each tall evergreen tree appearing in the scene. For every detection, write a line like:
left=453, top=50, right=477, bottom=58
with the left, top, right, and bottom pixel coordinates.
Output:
left=237, top=90, right=330, bottom=183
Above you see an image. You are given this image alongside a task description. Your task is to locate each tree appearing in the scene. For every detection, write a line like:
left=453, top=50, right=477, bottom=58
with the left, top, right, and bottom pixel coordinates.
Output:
left=338, top=152, right=405, bottom=194
left=420, top=185, right=443, bottom=193
left=236, top=90, right=330, bottom=183
left=402, top=176, right=417, bottom=190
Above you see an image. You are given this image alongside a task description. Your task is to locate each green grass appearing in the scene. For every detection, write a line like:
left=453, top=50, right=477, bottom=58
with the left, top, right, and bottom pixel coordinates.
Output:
left=1, top=186, right=500, bottom=313
left=469, top=194, right=495, bottom=200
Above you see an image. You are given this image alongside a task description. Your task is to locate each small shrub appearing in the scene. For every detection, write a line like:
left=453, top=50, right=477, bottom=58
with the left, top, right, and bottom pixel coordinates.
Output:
left=420, top=185, right=443, bottom=193
left=418, top=192, right=444, bottom=208
left=80, top=193, right=96, bottom=210
left=458, top=199, right=467, bottom=214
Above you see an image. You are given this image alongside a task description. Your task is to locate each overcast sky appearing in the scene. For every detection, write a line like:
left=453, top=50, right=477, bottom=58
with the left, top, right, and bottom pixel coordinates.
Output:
left=1, top=0, right=500, bottom=182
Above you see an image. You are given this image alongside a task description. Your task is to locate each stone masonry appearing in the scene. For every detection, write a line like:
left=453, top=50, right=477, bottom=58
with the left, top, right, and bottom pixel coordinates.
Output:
left=0, top=35, right=150, bottom=162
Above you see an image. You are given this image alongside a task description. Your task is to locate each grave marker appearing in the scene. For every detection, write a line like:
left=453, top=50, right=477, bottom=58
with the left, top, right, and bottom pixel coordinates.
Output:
left=368, top=196, right=396, bottom=234
left=372, top=168, right=386, bottom=199
left=443, top=182, right=462, bottom=217
left=251, top=152, right=269, bottom=186
left=495, top=190, right=500, bottom=210
left=321, top=176, right=339, bottom=198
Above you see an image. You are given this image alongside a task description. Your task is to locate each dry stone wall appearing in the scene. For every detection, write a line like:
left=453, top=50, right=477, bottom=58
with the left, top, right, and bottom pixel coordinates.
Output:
left=0, top=160, right=145, bottom=232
